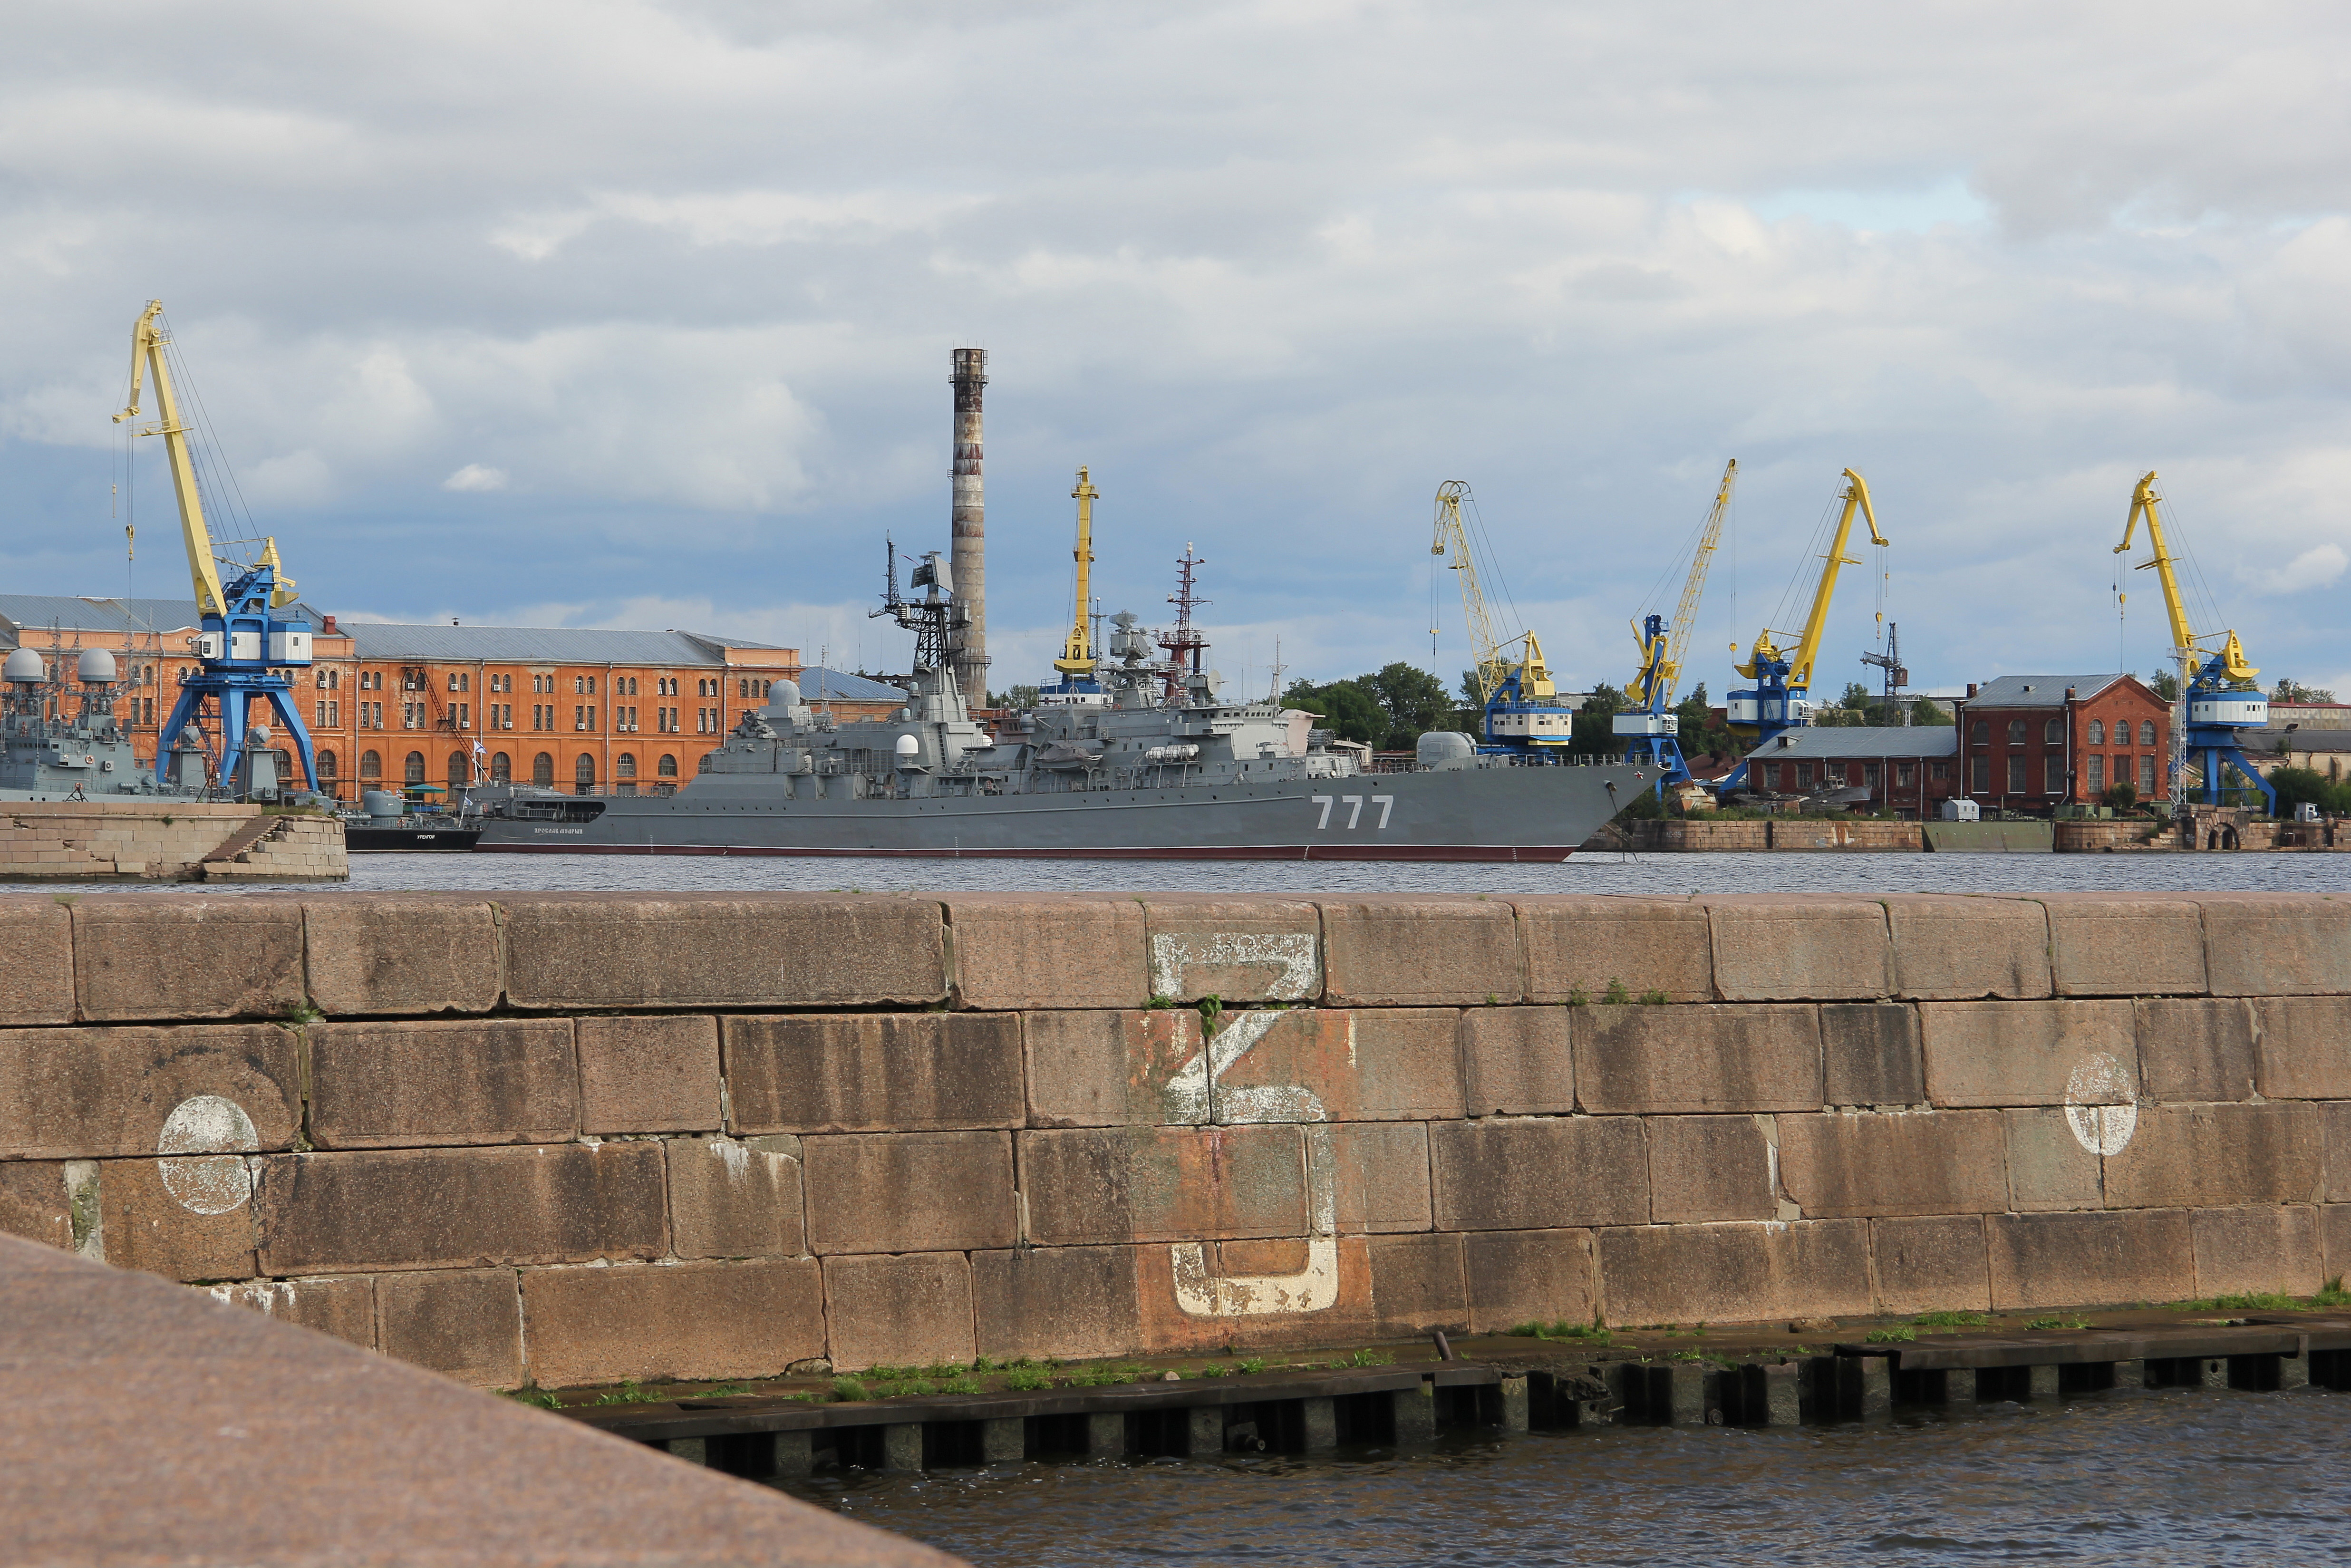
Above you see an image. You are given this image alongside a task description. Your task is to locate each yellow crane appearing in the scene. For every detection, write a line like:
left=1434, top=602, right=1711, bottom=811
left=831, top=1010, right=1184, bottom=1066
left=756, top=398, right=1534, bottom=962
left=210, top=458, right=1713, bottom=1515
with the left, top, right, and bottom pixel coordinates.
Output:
left=1732, top=467, right=1886, bottom=694
left=1050, top=466, right=1101, bottom=688
left=111, top=300, right=318, bottom=795
left=1620, top=459, right=1737, bottom=785
left=2112, top=469, right=2271, bottom=808
left=1430, top=480, right=1571, bottom=749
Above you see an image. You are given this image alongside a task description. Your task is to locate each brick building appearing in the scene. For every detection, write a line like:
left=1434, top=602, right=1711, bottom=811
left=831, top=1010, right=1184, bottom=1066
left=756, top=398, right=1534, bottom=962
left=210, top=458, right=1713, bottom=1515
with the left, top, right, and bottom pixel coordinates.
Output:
left=0, top=596, right=906, bottom=801
left=1952, top=674, right=2171, bottom=812
left=1737, top=726, right=1961, bottom=816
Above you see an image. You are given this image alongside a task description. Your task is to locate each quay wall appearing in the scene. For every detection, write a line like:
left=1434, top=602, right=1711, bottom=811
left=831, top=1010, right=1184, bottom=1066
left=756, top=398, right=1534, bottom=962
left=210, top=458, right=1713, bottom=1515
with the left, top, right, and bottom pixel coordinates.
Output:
left=1, top=890, right=2346, bottom=1391
left=0, top=802, right=345, bottom=882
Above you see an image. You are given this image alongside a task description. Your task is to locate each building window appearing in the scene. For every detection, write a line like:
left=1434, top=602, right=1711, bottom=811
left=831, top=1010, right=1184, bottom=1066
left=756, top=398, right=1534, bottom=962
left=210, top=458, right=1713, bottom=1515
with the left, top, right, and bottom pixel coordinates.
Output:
left=2007, top=719, right=2026, bottom=745
left=2140, top=720, right=2157, bottom=746
left=403, top=750, right=426, bottom=785
left=1796, top=762, right=1814, bottom=789
left=1897, top=762, right=1916, bottom=787
left=1863, top=763, right=1881, bottom=788
left=698, top=751, right=713, bottom=773
left=532, top=751, right=554, bottom=785
left=2003, top=755, right=2023, bottom=793
left=360, top=749, right=382, bottom=780
left=318, top=749, right=338, bottom=780
left=658, top=753, right=678, bottom=777
left=491, top=751, right=511, bottom=783
left=574, top=754, right=596, bottom=794
left=2045, top=717, right=2064, bottom=744
left=615, top=752, right=636, bottom=795
left=2087, top=755, right=2105, bottom=792
left=1970, top=720, right=1988, bottom=744
left=2043, top=754, right=2062, bottom=794
left=2140, top=755, right=2157, bottom=792
left=448, top=752, right=469, bottom=788
left=2087, top=719, right=2104, bottom=745
left=1932, top=759, right=1950, bottom=782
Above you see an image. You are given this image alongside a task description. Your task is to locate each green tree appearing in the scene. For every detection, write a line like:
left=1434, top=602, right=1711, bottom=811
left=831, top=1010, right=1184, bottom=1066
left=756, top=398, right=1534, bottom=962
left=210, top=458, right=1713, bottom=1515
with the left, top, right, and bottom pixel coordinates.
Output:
left=2266, top=766, right=2351, bottom=817
left=1367, top=662, right=1452, bottom=747
left=1910, top=697, right=1952, bottom=726
left=2149, top=670, right=2180, bottom=701
left=2274, top=678, right=2337, bottom=703
left=1281, top=678, right=1387, bottom=746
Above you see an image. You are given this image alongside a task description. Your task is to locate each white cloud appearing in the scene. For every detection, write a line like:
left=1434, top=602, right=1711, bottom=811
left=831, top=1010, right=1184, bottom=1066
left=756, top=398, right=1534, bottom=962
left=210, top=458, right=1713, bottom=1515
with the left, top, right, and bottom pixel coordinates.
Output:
left=442, top=463, right=509, bottom=492
left=0, top=2, right=2348, bottom=696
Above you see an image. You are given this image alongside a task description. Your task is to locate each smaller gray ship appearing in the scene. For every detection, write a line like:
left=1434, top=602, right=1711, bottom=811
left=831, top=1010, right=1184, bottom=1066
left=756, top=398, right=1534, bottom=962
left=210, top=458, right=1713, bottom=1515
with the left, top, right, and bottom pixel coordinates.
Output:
left=0, top=644, right=200, bottom=802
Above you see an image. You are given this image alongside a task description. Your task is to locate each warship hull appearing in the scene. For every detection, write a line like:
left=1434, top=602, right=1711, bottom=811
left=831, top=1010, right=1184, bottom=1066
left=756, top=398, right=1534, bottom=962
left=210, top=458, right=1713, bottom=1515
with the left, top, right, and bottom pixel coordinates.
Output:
left=474, top=761, right=1642, bottom=862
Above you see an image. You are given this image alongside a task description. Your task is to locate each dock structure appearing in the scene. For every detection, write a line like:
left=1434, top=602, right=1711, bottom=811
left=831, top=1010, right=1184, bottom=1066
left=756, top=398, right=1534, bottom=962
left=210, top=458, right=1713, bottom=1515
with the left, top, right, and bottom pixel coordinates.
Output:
left=577, top=1311, right=2351, bottom=1474
left=0, top=890, right=2345, bottom=1414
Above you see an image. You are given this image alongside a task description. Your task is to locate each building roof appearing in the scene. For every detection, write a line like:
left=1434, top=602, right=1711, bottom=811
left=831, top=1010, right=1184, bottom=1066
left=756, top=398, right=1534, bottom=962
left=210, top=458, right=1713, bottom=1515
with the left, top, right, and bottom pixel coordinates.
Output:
left=2244, top=727, right=2351, bottom=753
left=797, top=667, right=908, bottom=704
left=1741, top=725, right=1959, bottom=761
left=0, top=594, right=327, bottom=640
left=339, top=621, right=786, bottom=667
left=1962, top=674, right=2133, bottom=708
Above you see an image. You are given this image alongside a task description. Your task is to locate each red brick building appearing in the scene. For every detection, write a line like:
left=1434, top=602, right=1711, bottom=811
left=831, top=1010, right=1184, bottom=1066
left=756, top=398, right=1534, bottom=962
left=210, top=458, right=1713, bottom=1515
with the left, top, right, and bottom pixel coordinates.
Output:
left=1952, top=674, right=2171, bottom=812
left=1737, top=726, right=1962, bottom=816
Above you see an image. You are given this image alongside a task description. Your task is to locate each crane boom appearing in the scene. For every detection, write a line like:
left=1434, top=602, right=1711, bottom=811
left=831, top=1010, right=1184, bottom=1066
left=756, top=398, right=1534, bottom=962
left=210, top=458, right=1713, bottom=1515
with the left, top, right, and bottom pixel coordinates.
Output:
left=1430, top=480, right=1569, bottom=749
left=1052, top=466, right=1100, bottom=681
left=1739, top=468, right=1886, bottom=689
left=2114, top=470, right=2255, bottom=680
left=1432, top=481, right=1513, bottom=702
left=1631, top=458, right=1735, bottom=709
left=113, top=301, right=226, bottom=619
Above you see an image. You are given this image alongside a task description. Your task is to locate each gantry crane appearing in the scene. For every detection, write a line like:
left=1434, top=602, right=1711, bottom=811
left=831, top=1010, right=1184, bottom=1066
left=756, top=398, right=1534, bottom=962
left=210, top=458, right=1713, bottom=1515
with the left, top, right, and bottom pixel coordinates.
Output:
left=113, top=300, right=319, bottom=798
left=1430, top=481, right=1575, bottom=751
left=1617, top=459, right=1737, bottom=791
left=1721, top=468, right=1887, bottom=792
left=2113, top=470, right=2274, bottom=812
left=1043, top=466, right=1105, bottom=703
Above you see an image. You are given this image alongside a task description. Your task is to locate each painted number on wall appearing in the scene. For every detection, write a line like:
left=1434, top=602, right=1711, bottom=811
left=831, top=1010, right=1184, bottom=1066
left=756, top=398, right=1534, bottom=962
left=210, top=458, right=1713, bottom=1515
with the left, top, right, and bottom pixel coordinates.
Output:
left=1309, top=794, right=1393, bottom=830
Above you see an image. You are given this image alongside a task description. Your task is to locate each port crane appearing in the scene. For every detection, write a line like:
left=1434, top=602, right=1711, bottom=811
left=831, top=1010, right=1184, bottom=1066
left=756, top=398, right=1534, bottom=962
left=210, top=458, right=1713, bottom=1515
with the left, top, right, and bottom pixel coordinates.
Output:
left=1043, top=467, right=1106, bottom=704
left=1720, top=468, right=1887, bottom=792
left=1617, top=459, right=1737, bottom=791
left=1430, top=481, right=1575, bottom=751
left=112, top=300, right=318, bottom=799
left=2113, top=470, right=2274, bottom=812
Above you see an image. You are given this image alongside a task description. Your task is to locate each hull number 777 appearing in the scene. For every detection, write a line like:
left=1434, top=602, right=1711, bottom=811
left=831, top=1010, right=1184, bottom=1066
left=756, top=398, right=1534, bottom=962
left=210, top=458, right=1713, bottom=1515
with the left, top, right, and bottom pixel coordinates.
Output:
left=1310, top=794, right=1394, bottom=830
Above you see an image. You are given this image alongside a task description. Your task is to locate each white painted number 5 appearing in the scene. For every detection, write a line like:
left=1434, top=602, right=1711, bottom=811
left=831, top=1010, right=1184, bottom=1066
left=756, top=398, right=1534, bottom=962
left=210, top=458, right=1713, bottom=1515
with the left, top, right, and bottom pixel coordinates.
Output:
left=1311, top=794, right=1333, bottom=830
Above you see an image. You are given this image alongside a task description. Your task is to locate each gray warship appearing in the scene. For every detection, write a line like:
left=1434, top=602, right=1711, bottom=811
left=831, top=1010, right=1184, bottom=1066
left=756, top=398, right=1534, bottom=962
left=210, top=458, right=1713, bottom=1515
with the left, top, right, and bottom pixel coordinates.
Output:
left=475, top=547, right=1642, bottom=862
left=0, top=643, right=205, bottom=802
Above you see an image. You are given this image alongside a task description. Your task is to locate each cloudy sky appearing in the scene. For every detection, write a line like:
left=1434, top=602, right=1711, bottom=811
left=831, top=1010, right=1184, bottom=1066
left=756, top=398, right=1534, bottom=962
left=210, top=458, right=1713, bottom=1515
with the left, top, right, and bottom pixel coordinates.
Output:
left=4, top=1, right=2348, bottom=703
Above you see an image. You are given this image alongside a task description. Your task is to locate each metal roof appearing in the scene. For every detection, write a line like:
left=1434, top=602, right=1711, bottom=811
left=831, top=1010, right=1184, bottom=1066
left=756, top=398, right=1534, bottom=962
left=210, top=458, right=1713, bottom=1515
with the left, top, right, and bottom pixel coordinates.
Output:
left=1742, top=725, right=1959, bottom=760
left=2246, top=727, right=2351, bottom=752
left=0, top=594, right=326, bottom=640
left=339, top=622, right=786, bottom=667
left=1963, top=674, right=2130, bottom=708
left=796, top=667, right=908, bottom=704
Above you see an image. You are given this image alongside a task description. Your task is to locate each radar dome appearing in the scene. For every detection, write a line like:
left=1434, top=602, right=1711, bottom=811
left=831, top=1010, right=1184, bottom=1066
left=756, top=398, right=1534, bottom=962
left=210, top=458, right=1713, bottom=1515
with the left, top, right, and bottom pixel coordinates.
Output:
left=77, top=648, right=117, bottom=683
left=764, top=679, right=801, bottom=710
left=3, top=649, right=44, bottom=683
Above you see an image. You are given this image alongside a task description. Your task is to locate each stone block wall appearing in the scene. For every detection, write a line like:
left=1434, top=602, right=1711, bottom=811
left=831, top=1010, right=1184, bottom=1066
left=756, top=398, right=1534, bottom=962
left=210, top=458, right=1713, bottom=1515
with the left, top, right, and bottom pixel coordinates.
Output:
left=1, top=890, right=2346, bottom=1391
left=0, top=802, right=346, bottom=881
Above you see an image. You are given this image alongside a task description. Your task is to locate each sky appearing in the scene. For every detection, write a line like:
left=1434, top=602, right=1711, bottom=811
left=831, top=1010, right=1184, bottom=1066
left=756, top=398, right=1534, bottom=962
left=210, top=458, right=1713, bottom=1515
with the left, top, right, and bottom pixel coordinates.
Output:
left=4, top=1, right=2349, bottom=705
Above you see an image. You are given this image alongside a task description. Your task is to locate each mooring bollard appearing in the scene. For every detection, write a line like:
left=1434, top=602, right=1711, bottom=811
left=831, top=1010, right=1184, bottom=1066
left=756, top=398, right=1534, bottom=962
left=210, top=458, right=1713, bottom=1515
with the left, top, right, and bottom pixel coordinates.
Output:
left=1759, top=1363, right=1801, bottom=1425
left=2200, top=1357, right=2227, bottom=1390
left=2278, top=1352, right=2312, bottom=1391
left=773, top=1430, right=814, bottom=1477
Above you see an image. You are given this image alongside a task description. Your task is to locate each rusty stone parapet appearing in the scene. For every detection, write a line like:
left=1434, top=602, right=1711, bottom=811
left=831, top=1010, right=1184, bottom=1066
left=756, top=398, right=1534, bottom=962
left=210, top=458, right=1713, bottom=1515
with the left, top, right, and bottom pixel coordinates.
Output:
left=0, top=890, right=2345, bottom=1390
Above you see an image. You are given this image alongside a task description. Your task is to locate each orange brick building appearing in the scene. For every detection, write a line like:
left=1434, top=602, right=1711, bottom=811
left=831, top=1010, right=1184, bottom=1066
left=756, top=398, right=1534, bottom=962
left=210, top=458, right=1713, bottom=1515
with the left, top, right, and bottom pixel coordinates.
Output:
left=0, top=597, right=907, bottom=801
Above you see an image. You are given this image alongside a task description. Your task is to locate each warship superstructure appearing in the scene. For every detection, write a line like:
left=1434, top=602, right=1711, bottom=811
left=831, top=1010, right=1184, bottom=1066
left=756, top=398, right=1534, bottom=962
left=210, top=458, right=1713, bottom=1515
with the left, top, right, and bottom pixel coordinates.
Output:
left=0, top=643, right=206, bottom=802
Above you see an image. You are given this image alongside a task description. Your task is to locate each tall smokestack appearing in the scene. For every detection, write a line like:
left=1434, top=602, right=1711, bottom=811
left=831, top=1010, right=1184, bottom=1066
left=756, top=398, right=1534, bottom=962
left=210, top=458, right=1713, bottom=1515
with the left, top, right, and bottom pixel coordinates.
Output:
left=948, top=347, right=989, bottom=698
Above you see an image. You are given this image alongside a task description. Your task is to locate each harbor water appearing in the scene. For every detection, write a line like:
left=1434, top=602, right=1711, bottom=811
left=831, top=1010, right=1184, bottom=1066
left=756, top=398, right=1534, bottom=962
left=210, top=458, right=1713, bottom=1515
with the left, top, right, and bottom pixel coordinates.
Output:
left=316, top=848, right=2351, bottom=898
left=780, top=1388, right=2351, bottom=1567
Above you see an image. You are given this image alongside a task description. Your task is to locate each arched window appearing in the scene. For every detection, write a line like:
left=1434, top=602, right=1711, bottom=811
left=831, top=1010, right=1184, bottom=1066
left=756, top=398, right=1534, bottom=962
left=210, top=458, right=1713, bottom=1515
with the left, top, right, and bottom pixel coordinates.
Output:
left=491, top=751, right=511, bottom=783
left=1970, top=720, right=1988, bottom=744
left=615, top=751, right=636, bottom=795
left=359, top=749, right=382, bottom=780
left=697, top=751, right=713, bottom=773
left=318, top=749, right=339, bottom=780
left=404, top=750, right=426, bottom=785
left=532, top=751, right=554, bottom=785
left=657, top=752, right=678, bottom=777
left=447, top=752, right=469, bottom=788
left=574, top=754, right=596, bottom=794
left=2140, top=720, right=2157, bottom=746
left=2087, top=720, right=2104, bottom=745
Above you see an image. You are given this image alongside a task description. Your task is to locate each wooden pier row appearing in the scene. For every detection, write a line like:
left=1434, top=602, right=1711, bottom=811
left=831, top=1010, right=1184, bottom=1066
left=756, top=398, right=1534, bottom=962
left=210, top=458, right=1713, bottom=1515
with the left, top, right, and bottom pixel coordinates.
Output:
left=0, top=890, right=2346, bottom=1408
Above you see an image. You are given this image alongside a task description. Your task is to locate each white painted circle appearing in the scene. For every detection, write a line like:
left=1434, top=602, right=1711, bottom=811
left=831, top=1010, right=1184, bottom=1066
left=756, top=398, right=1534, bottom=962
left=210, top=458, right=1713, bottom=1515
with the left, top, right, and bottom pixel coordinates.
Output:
left=157, top=1094, right=260, bottom=1215
left=2063, top=1053, right=2138, bottom=1157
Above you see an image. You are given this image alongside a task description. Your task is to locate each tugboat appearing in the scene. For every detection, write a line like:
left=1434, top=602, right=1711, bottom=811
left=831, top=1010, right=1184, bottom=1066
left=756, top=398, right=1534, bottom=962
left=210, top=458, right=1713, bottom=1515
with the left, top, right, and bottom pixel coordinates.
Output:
left=341, top=785, right=486, bottom=852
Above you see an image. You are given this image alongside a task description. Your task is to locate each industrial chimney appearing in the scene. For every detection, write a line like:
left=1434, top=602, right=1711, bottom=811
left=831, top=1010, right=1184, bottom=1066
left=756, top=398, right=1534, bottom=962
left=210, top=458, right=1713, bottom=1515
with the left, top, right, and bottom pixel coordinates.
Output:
left=948, top=348, right=989, bottom=699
